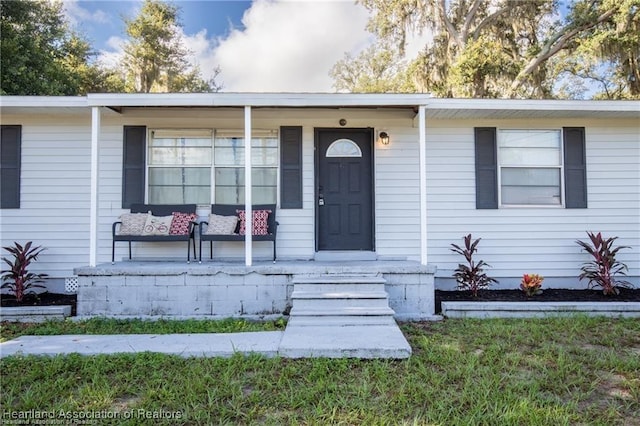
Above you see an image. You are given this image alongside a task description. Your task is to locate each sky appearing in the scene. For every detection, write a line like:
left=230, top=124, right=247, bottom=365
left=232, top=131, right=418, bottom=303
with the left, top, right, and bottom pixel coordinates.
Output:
left=61, top=0, right=388, bottom=92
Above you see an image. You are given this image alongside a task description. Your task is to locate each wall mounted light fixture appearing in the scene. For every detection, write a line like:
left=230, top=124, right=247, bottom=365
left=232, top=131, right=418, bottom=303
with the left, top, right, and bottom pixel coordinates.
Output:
left=379, top=131, right=390, bottom=145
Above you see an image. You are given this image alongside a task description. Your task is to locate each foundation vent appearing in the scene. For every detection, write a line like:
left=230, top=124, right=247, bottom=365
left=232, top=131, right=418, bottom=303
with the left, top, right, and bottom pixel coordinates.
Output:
left=65, top=277, right=79, bottom=293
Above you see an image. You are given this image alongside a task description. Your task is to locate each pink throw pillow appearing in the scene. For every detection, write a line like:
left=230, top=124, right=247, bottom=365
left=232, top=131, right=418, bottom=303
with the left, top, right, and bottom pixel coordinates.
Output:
left=236, top=209, right=271, bottom=235
left=169, top=212, right=197, bottom=235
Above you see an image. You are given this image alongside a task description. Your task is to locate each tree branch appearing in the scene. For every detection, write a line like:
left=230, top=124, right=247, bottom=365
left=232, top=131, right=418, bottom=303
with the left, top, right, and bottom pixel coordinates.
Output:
left=472, top=4, right=514, bottom=41
left=507, top=6, right=618, bottom=98
left=439, top=0, right=461, bottom=47
left=461, top=0, right=482, bottom=43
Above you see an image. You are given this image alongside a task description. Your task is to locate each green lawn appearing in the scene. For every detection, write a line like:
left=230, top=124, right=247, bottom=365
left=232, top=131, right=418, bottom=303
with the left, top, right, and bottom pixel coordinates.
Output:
left=1, top=317, right=639, bottom=425
left=0, top=317, right=287, bottom=343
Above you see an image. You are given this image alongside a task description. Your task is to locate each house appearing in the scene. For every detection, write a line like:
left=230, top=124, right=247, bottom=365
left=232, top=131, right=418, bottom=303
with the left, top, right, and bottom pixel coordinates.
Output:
left=1, top=93, right=638, bottom=319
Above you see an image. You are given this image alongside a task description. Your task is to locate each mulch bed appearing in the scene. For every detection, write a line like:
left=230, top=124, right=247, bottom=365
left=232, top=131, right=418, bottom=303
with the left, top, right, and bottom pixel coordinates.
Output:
left=436, top=288, right=640, bottom=314
left=1, top=293, right=77, bottom=316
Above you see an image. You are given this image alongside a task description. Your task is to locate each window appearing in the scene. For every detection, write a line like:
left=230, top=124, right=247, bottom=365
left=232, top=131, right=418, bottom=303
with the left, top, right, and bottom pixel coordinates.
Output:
left=146, top=129, right=278, bottom=205
left=148, top=130, right=213, bottom=204
left=474, top=127, right=586, bottom=209
left=214, top=131, right=278, bottom=204
left=326, top=138, right=362, bottom=157
left=498, top=130, right=562, bottom=206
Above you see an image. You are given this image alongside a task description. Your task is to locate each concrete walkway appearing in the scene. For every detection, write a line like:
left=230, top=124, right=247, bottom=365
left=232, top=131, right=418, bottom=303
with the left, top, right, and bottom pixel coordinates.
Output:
left=0, top=331, right=283, bottom=358
left=0, top=325, right=412, bottom=359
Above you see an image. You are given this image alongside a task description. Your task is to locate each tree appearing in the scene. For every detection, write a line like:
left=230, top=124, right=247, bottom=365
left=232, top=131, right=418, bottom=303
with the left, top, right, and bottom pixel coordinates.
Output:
left=331, top=44, right=417, bottom=93
left=332, top=0, right=639, bottom=99
left=121, top=0, right=220, bottom=93
left=556, top=0, right=640, bottom=99
left=0, top=0, right=101, bottom=95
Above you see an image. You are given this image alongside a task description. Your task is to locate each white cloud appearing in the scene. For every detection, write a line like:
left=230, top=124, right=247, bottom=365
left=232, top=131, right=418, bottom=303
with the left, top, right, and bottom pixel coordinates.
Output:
left=183, top=30, right=219, bottom=78
left=210, top=0, right=372, bottom=92
left=59, top=0, right=110, bottom=27
left=93, top=0, right=375, bottom=92
left=97, top=36, right=126, bottom=69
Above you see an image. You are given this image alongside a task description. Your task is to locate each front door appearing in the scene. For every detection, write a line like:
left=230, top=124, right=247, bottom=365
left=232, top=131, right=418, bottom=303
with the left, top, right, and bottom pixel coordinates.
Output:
left=316, top=128, right=374, bottom=251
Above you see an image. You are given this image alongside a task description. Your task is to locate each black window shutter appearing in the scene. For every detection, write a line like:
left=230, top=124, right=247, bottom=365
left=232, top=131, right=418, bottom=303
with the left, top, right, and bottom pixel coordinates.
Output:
left=122, top=126, right=146, bottom=209
left=1, top=125, right=22, bottom=209
left=280, top=126, right=303, bottom=209
left=563, top=127, right=587, bottom=208
left=475, top=127, right=498, bottom=209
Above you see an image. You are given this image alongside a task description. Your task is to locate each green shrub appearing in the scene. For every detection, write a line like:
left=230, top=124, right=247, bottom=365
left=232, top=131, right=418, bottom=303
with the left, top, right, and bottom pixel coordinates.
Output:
left=450, top=234, right=497, bottom=297
left=576, top=232, right=631, bottom=296
left=1, top=241, right=48, bottom=302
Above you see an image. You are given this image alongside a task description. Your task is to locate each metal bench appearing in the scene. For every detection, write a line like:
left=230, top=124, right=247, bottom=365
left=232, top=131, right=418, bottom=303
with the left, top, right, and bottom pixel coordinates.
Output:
left=112, top=204, right=197, bottom=263
left=199, top=204, right=278, bottom=263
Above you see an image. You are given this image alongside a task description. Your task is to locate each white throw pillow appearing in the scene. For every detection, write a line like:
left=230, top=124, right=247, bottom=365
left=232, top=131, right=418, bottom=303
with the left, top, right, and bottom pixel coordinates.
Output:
left=142, top=214, right=173, bottom=236
left=117, top=213, right=148, bottom=235
left=204, top=214, right=238, bottom=235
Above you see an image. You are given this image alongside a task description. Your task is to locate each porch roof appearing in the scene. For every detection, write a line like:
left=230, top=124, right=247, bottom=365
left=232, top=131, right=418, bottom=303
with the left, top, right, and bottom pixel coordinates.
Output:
left=1, top=93, right=638, bottom=119
left=0, top=96, right=90, bottom=116
left=86, top=92, right=429, bottom=108
left=426, top=98, right=640, bottom=119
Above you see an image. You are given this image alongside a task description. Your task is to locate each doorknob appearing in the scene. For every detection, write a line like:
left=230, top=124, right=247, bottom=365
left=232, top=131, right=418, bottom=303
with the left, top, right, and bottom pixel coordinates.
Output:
left=318, top=186, right=325, bottom=206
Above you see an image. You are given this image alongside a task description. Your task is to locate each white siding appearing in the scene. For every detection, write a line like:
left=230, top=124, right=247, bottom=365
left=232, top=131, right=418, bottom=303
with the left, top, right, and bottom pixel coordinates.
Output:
left=0, top=116, right=92, bottom=277
left=426, top=118, right=640, bottom=285
left=375, top=126, right=421, bottom=258
left=3, top=108, right=637, bottom=286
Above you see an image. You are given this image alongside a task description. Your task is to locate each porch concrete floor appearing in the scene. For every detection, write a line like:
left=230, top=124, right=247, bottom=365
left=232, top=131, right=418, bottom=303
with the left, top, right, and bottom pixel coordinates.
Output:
left=75, top=259, right=435, bottom=275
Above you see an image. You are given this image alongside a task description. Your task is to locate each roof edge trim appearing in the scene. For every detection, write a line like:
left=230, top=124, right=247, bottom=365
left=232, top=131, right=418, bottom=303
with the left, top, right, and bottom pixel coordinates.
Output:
left=1, top=96, right=88, bottom=108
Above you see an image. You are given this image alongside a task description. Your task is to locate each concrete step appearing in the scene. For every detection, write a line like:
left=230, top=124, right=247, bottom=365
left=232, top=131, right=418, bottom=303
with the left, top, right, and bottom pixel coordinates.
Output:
left=292, top=275, right=386, bottom=284
left=289, top=306, right=396, bottom=317
left=292, top=275, right=386, bottom=293
left=293, top=297, right=390, bottom=311
left=293, top=283, right=386, bottom=293
left=290, top=275, right=394, bottom=316
left=287, top=315, right=397, bottom=327
left=291, top=290, right=389, bottom=300
left=283, top=273, right=410, bottom=358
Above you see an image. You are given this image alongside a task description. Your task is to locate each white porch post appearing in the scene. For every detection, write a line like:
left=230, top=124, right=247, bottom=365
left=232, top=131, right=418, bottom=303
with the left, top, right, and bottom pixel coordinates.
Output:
left=89, top=107, right=100, bottom=267
left=418, top=105, right=428, bottom=266
left=244, top=106, right=253, bottom=266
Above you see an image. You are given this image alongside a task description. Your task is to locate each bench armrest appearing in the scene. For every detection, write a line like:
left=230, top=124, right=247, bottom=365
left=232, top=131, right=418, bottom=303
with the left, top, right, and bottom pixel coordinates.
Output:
left=198, top=221, right=209, bottom=236
left=112, top=221, right=122, bottom=236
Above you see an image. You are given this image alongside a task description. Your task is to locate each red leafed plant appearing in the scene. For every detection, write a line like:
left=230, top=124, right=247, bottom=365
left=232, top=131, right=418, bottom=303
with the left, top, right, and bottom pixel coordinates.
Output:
left=1, top=241, right=48, bottom=302
left=450, top=234, right=498, bottom=297
left=576, top=232, right=631, bottom=296
left=520, top=274, right=544, bottom=297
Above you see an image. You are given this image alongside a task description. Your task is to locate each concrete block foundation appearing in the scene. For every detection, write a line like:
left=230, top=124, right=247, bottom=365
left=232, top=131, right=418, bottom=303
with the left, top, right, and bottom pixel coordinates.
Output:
left=75, top=261, right=437, bottom=320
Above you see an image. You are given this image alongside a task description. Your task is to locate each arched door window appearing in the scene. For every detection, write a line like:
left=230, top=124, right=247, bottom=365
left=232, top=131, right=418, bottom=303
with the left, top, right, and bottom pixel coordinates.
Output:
left=325, top=138, right=362, bottom=158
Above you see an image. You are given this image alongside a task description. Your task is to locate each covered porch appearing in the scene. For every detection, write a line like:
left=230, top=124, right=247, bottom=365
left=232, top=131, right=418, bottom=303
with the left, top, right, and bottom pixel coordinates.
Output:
left=85, top=93, right=431, bottom=268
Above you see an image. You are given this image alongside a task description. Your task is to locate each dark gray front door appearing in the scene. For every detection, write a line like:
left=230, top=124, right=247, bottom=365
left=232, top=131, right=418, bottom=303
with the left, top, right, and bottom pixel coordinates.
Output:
left=316, top=129, right=374, bottom=251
